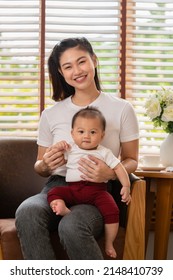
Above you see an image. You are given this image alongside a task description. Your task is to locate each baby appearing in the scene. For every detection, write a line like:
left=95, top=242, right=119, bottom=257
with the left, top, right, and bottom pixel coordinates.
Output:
left=47, top=106, right=131, bottom=258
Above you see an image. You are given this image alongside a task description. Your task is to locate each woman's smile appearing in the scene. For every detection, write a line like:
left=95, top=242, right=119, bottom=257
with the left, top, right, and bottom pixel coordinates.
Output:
left=74, top=74, right=87, bottom=83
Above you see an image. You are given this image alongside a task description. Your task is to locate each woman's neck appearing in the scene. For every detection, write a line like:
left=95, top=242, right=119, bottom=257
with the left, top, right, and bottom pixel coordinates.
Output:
left=72, top=89, right=100, bottom=106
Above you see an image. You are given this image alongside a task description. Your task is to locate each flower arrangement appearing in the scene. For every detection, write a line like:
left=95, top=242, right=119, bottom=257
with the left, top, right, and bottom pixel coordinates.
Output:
left=145, top=88, right=173, bottom=134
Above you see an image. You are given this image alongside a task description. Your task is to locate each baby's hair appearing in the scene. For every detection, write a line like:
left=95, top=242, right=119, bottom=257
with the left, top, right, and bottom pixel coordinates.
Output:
left=71, top=106, right=106, bottom=131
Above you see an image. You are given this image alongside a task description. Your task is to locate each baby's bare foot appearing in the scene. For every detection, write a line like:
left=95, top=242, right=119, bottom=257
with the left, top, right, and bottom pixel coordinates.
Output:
left=51, top=200, right=71, bottom=216
left=58, top=207, right=71, bottom=216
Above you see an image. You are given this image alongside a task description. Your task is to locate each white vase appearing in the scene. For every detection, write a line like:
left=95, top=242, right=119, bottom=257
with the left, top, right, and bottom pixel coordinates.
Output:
left=160, top=134, right=173, bottom=167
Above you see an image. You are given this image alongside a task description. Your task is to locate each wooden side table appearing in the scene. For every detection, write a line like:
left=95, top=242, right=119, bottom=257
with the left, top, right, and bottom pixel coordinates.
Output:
left=135, top=169, right=173, bottom=260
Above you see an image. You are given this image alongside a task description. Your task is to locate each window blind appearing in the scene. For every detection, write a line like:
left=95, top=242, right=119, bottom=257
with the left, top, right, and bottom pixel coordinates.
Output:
left=0, top=0, right=40, bottom=137
left=45, top=0, right=121, bottom=105
left=0, top=0, right=121, bottom=137
left=126, top=0, right=173, bottom=155
left=1, top=0, right=172, bottom=155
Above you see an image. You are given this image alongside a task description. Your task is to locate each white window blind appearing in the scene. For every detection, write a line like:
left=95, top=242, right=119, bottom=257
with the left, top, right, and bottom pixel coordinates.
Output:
left=1, top=0, right=173, bottom=156
left=126, top=0, right=173, bottom=155
left=0, top=0, right=121, bottom=137
left=45, top=0, right=121, bottom=105
left=0, top=0, right=40, bottom=137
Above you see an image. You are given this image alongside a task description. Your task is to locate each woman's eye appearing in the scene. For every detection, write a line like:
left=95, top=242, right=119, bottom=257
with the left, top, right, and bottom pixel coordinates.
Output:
left=65, top=66, right=71, bottom=70
left=79, top=60, right=85, bottom=64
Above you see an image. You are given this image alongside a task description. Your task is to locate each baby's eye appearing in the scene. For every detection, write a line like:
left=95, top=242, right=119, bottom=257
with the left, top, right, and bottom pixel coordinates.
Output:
left=91, top=131, right=96, bottom=134
left=78, top=130, right=84, bottom=134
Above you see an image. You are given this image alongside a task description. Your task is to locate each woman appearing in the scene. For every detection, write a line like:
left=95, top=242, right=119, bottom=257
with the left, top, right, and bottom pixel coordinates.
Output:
left=15, top=37, right=139, bottom=259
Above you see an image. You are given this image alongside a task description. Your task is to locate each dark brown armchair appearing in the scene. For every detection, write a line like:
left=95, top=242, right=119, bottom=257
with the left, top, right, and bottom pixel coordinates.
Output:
left=0, top=138, right=146, bottom=260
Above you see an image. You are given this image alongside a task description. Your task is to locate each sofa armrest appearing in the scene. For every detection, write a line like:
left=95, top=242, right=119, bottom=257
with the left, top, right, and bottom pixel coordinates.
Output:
left=123, top=178, right=146, bottom=259
left=0, top=244, right=2, bottom=260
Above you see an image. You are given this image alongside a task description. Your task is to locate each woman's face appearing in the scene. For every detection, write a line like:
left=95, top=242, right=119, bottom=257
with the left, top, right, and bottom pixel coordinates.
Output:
left=59, top=46, right=97, bottom=92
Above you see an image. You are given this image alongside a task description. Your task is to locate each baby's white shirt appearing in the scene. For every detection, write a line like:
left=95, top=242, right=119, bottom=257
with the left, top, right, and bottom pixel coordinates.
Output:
left=65, top=143, right=120, bottom=182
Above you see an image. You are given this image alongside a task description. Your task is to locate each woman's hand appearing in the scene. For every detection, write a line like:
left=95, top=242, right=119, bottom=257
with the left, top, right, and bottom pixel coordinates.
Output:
left=35, top=141, right=70, bottom=177
left=43, top=140, right=70, bottom=172
left=78, top=155, right=115, bottom=182
left=42, top=145, right=66, bottom=172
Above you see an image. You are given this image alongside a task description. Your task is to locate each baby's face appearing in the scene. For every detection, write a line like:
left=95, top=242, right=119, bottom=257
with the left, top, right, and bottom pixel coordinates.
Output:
left=71, top=117, right=105, bottom=150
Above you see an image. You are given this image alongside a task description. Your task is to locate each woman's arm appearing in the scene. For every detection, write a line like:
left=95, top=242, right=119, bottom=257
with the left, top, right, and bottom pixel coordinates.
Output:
left=120, top=139, right=139, bottom=174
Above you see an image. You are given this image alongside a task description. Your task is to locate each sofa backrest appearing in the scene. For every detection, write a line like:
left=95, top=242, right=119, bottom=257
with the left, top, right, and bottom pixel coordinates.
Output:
left=0, top=138, right=47, bottom=218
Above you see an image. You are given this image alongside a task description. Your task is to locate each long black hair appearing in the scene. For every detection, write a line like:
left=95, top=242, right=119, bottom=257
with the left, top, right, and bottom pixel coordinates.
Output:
left=48, top=37, right=102, bottom=101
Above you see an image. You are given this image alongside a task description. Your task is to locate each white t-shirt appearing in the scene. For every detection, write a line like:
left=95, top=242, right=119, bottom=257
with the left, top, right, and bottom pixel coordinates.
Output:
left=65, top=143, right=120, bottom=182
left=37, top=92, right=139, bottom=176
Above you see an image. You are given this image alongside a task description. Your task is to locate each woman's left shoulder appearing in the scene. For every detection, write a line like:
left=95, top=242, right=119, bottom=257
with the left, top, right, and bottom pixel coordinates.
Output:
left=101, top=92, right=131, bottom=107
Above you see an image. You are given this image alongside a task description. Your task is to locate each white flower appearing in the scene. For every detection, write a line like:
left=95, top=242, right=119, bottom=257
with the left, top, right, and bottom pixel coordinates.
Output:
left=145, top=97, right=161, bottom=119
left=145, top=88, right=173, bottom=134
left=162, top=105, right=173, bottom=122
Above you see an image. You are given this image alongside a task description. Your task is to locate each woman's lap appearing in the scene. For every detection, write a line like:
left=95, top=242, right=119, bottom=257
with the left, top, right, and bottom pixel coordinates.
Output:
left=15, top=175, right=104, bottom=259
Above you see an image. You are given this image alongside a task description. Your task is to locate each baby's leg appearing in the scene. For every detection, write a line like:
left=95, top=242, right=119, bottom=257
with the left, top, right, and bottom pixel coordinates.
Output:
left=50, top=199, right=71, bottom=216
left=89, top=187, right=119, bottom=258
left=104, top=223, right=119, bottom=258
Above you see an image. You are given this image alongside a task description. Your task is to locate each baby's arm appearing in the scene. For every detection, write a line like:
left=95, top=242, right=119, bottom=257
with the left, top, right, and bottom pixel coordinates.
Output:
left=113, top=163, right=131, bottom=204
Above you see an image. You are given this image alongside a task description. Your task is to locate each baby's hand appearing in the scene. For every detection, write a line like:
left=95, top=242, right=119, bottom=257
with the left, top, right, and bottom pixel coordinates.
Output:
left=120, top=186, right=131, bottom=205
left=49, top=140, right=70, bottom=152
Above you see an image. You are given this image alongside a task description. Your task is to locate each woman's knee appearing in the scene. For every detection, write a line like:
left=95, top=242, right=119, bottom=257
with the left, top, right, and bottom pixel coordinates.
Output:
left=58, top=204, right=103, bottom=239
left=58, top=205, right=104, bottom=260
left=15, top=193, right=52, bottom=230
